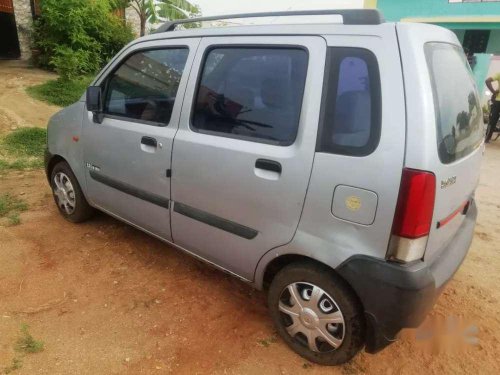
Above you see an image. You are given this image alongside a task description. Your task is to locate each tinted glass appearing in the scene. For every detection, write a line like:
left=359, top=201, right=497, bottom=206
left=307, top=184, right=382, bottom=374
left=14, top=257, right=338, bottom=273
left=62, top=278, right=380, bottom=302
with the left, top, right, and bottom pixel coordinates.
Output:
left=425, top=43, right=483, bottom=164
left=192, top=47, right=308, bottom=145
left=318, top=48, right=381, bottom=156
left=103, top=48, right=189, bottom=125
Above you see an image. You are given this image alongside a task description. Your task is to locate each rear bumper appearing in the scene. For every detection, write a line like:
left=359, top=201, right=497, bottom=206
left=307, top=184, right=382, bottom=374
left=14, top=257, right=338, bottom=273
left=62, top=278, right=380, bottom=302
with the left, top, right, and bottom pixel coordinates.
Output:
left=336, top=200, right=477, bottom=353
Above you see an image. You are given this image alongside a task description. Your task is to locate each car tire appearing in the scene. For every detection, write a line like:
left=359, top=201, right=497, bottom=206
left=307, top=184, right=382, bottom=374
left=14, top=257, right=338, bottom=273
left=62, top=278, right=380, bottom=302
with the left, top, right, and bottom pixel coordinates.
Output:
left=268, top=262, right=365, bottom=365
left=50, top=161, right=95, bottom=223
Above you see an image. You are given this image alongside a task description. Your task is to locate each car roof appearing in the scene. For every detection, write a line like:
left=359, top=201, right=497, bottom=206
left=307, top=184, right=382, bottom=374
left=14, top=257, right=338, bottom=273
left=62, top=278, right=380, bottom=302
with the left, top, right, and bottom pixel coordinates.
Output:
left=135, top=22, right=396, bottom=42
left=130, top=9, right=393, bottom=43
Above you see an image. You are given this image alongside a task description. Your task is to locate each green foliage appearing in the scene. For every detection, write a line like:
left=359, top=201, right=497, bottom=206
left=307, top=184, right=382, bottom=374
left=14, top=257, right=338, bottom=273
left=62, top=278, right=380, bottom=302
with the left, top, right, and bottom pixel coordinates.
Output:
left=15, top=324, right=45, bottom=354
left=155, top=0, right=199, bottom=23
left=2, top=325, right=44, bottom=373
left=0, top=194, right=28, bottom=220
left=0, top=128, right=47, bottom=172
left=33, top=0, right=134, bottom=79
left=115, top=0, right=199, bottom=35
left=27, top=76, right=93, bottom=107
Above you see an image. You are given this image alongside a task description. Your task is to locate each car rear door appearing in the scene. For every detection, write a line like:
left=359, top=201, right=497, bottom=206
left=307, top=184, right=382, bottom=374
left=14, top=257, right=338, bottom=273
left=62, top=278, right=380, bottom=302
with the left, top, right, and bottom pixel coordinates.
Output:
left=397, top=24, right=484, bottom=263
left=82, top=38, right=200, bottom=240
left=170, top=36, right=326, bottom=281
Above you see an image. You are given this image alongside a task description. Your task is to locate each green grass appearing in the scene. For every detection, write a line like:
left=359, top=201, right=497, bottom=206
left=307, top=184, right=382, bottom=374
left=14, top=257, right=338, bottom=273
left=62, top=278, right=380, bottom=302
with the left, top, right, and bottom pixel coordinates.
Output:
left=3, top=357, right=22, bottom=374
left=3, top=127, right=47, bottom=157
left=0, top=194, right=28, bottom=218
left=0, top=194, right=28, bottom=226
left=7, top=213, right=21, bottom=226
left=0, top=127, right=46, bottom=172
left=257, top=336, right=278, bottom=348
left=26, top=76, right=93, bottom=107
left=0, top=159, right=44, bottom=171
left=15, top=324, right=44, bottom=354
left=2, top=325, right=44, bottom=373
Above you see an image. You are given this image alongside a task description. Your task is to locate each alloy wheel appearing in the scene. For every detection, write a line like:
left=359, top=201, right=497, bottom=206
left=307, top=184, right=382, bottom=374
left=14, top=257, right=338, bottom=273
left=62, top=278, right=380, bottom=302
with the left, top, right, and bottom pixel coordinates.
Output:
left=53, top=172, right=76, bottom=215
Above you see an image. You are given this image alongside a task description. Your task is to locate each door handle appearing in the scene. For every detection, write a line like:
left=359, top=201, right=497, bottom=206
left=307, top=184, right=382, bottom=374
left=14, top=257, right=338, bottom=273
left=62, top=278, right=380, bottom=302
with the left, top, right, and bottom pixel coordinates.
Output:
left=141, top=136, right=157, bottom=147
left=255, top=159, right=282, bottom=173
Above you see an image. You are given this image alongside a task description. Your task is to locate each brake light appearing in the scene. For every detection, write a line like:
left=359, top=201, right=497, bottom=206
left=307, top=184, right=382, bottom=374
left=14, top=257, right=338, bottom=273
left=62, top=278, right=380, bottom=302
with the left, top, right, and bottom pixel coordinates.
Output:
left=388, top=168, right=436, bottom=262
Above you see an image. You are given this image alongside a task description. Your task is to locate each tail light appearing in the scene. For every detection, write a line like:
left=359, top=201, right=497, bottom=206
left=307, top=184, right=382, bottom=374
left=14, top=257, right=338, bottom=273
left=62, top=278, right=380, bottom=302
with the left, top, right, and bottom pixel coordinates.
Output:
left=388, top=168, right=436, bottom=263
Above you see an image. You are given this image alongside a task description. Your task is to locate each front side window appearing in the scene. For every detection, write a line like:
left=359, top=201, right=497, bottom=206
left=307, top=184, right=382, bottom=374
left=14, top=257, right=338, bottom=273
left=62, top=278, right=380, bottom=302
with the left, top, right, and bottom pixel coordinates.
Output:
left=192, top=47, right=308, bottom=145
left=425, top=43, right=483, bottom=164
left=103, top=48, right=189, bottom=126
left=317, top=48, right=381, bottom=156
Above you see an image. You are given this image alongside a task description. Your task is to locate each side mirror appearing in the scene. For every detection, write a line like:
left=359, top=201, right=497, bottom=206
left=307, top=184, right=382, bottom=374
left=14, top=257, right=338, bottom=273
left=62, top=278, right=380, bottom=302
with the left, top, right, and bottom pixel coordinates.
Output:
left=86, top=86, right=103, bottom=123
left=86, top=86, right=102, bottom=113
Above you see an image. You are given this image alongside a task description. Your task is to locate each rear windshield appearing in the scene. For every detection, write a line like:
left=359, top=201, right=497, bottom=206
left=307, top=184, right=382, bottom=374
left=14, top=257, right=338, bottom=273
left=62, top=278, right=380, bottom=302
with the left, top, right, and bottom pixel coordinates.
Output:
left=425, top=43, right=483, bottom=164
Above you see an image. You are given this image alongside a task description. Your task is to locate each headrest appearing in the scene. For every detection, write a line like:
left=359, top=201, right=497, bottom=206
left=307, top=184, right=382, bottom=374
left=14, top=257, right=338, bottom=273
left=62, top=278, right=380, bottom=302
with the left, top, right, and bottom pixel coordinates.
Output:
left=334, top=90, right=371, bottom=133
left=225, top=84, right=254, bottom=109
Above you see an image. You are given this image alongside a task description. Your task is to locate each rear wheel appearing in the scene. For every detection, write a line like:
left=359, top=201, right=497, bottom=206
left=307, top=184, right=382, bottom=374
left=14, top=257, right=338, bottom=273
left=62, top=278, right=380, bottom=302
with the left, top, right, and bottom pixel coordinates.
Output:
left=50, top=161, right=95, bottom=223
left=268, top=262, right=365, bottom=365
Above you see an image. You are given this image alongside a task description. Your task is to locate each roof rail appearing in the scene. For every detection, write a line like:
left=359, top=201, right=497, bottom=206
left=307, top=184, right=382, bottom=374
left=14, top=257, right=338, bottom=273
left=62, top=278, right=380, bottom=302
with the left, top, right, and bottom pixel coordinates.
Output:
left=153, top=9, right=384, bottom=33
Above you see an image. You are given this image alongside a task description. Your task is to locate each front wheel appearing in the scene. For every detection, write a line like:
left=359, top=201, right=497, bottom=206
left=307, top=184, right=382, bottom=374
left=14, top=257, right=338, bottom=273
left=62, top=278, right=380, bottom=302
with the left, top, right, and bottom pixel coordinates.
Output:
left=268, top=262, right=365, bottom=365
left=50, top=161, right=95, bottom=223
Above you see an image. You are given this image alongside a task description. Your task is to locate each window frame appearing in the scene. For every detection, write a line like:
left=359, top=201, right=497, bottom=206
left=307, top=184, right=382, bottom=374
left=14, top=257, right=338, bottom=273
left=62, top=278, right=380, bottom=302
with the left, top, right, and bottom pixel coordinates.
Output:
left=100, top=45, right=190, bottom=128
left=189, top=44, right=309, bottom=146
left=316, top=47, right=382, bottom=157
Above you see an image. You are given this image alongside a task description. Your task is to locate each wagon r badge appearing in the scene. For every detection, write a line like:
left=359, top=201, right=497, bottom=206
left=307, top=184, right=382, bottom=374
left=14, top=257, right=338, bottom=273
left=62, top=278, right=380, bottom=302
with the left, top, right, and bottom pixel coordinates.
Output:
left=85, top=163, right=101, bottom=172
left=441, top=176, right=456, bottom=189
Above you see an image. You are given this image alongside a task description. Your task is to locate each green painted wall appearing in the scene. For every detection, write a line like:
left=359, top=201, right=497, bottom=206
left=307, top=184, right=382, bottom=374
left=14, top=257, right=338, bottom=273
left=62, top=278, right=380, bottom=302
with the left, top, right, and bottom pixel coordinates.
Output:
left=375, top=0, right=499, bottom=101
left=378, top=0, right=500, bottom=24
left=487, top=30, right=500, bottom=53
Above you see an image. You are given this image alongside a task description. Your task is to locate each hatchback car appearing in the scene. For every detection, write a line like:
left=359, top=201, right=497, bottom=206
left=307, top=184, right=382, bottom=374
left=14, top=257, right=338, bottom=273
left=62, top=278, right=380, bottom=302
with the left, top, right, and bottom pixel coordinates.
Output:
left=45, top=9, right=483, bottom=365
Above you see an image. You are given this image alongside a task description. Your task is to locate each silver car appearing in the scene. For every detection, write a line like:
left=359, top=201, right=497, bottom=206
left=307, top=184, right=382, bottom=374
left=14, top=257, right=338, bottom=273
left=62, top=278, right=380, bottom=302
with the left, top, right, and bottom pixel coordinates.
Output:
left=45, top=10, right=483, bottom=365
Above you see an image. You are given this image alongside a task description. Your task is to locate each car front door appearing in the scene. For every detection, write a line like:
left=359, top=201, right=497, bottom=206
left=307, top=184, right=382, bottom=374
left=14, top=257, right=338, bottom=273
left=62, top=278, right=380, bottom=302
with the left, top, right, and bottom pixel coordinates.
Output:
left=82, top=38, right=200, bottom=240
left=171, top=36, right=326, bottom=280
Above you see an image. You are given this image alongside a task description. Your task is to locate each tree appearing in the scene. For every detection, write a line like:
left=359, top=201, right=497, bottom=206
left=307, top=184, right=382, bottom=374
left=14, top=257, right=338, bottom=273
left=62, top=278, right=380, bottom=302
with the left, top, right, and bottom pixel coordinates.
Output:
left=114, top=0, right=199, bottom=36
left=34, top=0, right=134, bottom=79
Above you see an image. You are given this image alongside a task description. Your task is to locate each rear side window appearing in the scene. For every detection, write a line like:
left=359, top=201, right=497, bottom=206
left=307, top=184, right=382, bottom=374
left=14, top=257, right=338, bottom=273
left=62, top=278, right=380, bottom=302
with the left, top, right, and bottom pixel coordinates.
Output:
left=103, top=48, right=189, bottom=126
left=191, top=47, right=308, bottom=145
left=425, top=43, right=483, bottom=164
left=317, top=48, right=381, bottom=156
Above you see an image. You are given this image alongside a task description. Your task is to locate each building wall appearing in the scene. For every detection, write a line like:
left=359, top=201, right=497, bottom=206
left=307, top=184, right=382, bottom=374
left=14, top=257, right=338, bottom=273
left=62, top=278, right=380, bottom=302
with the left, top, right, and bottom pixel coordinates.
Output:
left=377, top=0, right=500, bottom=22
left=12, top=0, right=32, bottom=60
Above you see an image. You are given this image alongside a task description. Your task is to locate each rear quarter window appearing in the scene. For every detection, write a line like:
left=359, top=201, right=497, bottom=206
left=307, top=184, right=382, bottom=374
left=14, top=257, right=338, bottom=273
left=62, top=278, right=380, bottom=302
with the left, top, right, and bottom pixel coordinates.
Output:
left=317, top=47, right=381, bottom=156
left=425, top=43, right=483, bottom=164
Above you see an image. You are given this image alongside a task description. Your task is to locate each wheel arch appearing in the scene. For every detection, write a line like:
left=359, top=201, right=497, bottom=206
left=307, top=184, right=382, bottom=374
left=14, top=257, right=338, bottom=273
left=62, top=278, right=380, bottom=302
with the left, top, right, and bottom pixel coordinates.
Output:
left=259, top=253, right=355, bottom=294
left=261, top=254, right=315, bottom=290
left=45, top=153, right=92, bottom=205
left=45, top=153, right=67, bottom=182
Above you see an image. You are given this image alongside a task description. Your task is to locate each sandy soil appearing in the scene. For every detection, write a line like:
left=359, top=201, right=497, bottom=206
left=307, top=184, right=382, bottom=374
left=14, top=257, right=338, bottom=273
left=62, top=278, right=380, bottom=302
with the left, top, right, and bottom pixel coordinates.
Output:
left=0, top=61, right=59, bottom=132
left=0, top=61, right=500, bottom=374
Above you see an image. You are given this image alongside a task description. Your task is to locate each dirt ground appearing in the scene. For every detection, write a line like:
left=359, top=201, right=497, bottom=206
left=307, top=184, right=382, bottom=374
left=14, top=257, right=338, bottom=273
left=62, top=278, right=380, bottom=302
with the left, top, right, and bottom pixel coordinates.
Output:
left=0, top=60, right=499, bottom=375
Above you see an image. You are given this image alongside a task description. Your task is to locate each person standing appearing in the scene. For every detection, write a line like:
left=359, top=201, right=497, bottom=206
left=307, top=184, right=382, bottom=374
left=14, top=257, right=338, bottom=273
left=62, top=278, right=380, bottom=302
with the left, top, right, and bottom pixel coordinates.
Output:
left=485, top=74, right=500, bottom=143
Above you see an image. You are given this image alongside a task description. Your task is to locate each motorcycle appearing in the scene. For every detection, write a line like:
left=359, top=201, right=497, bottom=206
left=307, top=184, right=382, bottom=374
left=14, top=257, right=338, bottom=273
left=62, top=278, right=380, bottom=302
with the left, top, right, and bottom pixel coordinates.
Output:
left=486, top=97, right=500, bottom=142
